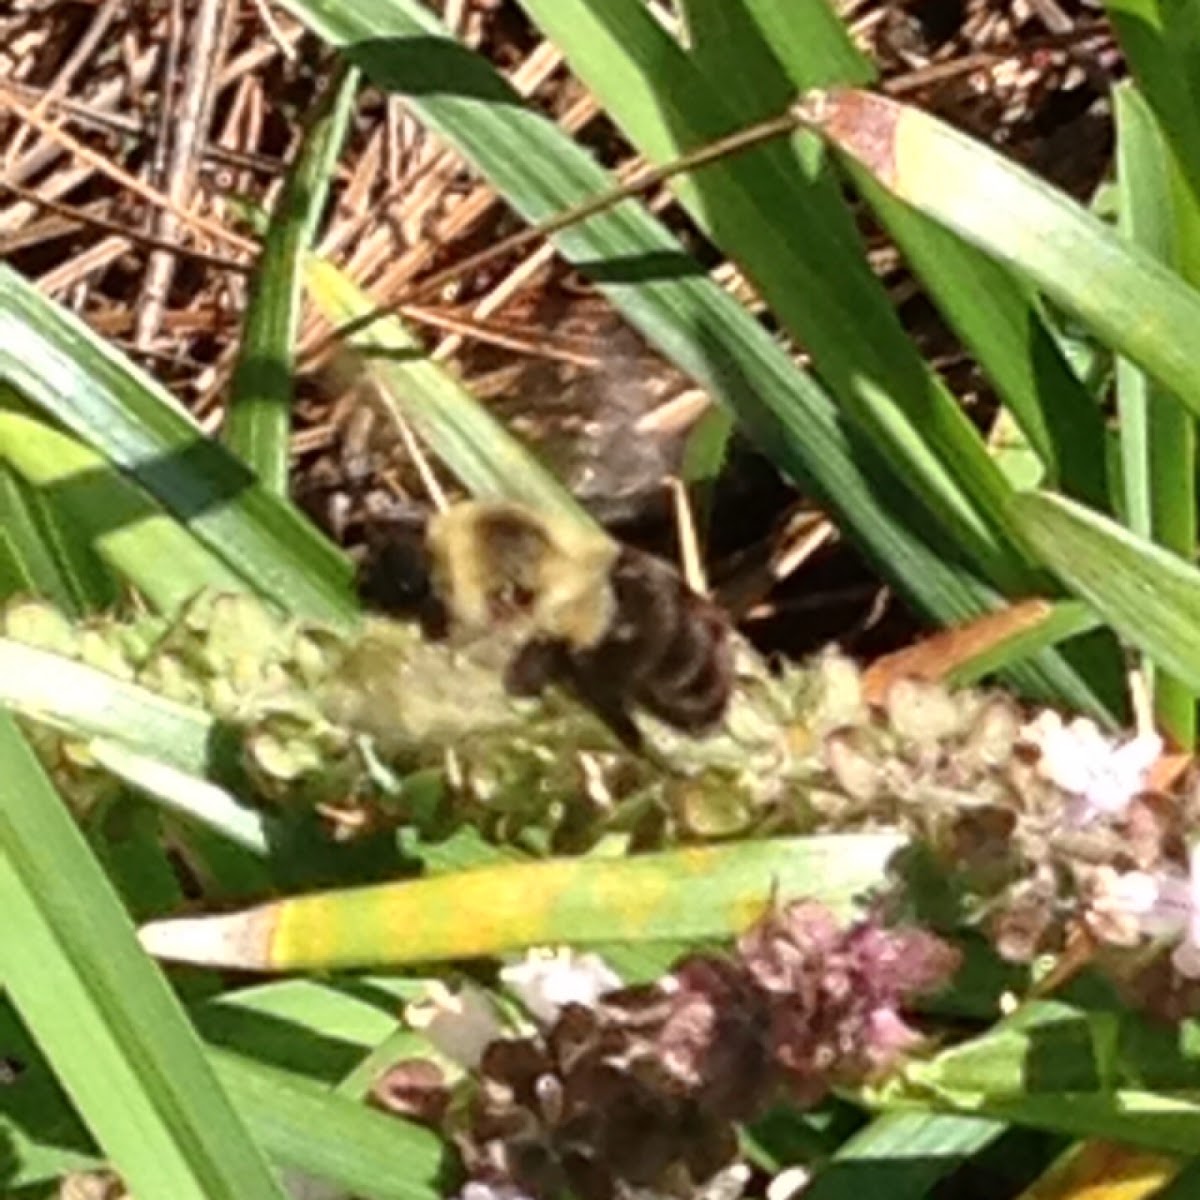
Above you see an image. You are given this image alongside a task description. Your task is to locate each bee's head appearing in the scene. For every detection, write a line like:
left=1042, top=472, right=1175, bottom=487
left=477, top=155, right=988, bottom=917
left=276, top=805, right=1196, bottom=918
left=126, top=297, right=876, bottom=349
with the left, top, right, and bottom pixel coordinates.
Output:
left=471, top=508, right=556, bottom=620
left=427, top=502, right=617, bottom=648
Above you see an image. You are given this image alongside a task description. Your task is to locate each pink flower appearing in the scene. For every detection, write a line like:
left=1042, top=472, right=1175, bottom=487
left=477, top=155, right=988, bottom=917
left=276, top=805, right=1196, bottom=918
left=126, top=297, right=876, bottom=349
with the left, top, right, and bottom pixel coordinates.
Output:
left=1088, top=843, right=1200, bottom=977
left=736, top=901, right=960, bottom=1104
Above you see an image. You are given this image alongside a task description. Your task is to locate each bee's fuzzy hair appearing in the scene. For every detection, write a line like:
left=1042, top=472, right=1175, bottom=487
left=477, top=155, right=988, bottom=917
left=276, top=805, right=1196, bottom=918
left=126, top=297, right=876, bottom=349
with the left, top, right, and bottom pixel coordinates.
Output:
left=426, top=502, right=619, bottom=650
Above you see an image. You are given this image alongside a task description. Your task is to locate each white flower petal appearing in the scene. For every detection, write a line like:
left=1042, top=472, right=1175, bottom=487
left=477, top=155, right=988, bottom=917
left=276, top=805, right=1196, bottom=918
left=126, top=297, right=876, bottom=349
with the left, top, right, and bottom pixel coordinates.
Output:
left=458, top=1184, right=536, bottom=1200
left=405, top=982, right=504, bottom=1068
left=1024, top=709, right=1161, bottom=822
left=281, top=1171, right=350, bottom=1200
left=767, top=1167, right=812, bottom=1200
left=501, top=947, right=622, bottom=1024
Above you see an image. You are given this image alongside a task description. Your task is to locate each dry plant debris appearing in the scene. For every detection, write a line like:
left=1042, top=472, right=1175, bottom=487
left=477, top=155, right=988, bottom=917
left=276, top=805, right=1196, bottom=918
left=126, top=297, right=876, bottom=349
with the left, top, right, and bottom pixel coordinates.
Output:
left=2, top=0, right=1122, bottom=649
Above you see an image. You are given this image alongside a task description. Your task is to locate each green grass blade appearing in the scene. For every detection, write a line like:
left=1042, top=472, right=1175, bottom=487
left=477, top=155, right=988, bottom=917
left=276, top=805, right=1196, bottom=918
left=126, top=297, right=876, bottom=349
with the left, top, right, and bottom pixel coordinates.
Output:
left=739, top=0, right=876, bottom=87
left=0, top=531, right=31, bottom=602
left=0, top=265, right=355, bottom=625
left=1114, top=84, right=1197, bottom=560
left=945, top=599, right=1101, bottom=688
left=0, top=632, right=270, bottom=856
left=1106, top=0, right=1200, bottom=281
left=680, top=403, right=734, bottom=535
left=804, top=1113, right=1003, bottom=1199
left=0, top=463, right=112, bottom=615
left=194, top=977, right=421, bottom=1074
left=0, top=404, right=247, bottom=612
left=0, top=637, right=214, bottom=774
left=1115, top=85, right=1177, bottom=540
left=681, top=404, right=734, bottom=490
left=90, top=798, right=187, bottom=921
left=707, top=0, right=1109, bottom=509
left=211, top=1050, right=447, bottom=1200
left=88, top=740, right=269, bottom=855
left=901, top=1001, right=1200, bottom=1152
left=0, top=710, right=287, bottom=1200
left=225, top=66, right=360, bottom=494
left=0, top=994, right=445, bottom=1199
left=858, top=179, right=1110, bottom=509
left=1012, top=490, right=1200, bottom=693
left=679, top=0, right=804, bottom=156
left=1114, top=82, right=1196, bottom=744
left=800, top=88, right=1200, bottom=421
left=0, top=998, right=102, bottom=1189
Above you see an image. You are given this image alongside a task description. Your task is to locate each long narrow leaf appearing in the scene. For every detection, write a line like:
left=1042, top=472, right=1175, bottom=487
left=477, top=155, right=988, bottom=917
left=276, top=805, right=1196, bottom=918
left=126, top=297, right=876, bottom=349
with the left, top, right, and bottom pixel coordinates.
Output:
left=1013, top=490, right=1200, bottom=695
left=0, top=463, right=84, bottom=614
left=0, top=404, right=247, bottom=612
left=1115, top=86, right=1179, bottom=541
left=225, top=65, right=360, bottom=494
left=798, top=88, right=1200, bottom=421
left=899, top=1001, right=1200, bottom=1153
left=1114, top=83, right=1196, bottom=744
left=739, top=0, right=876, bottom=88
left=0, top=996, right=445, bottom=1199
left=804, top=1112, right=1003, bottom=1200
left=513, top=0, right=1036, bottom=591
left=212, top=1049, right=447, bottom=1200
left=856, top=177, right=1110, bottom=509
left=1107, top=0, right=1200, bottom=281
left=89, top=739, right=269, bottom=854
left=943, top=600, right=1100, bottom=688
left=0, top=636, right=214, bottom=774
left=680, top=0, right=806, bottom=179
left=306, top=257, right=593, bottom=529
left=139, top=834, right=904, bottom=970
left=738, top=0, right=1107, bottom=506
left=0, top=710, right=287, bottom=1200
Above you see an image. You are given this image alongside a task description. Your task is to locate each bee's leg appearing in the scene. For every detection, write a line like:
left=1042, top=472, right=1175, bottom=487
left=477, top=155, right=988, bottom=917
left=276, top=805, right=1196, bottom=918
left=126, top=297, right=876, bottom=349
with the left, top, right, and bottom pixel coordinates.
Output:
left=585, top=697, right=644, bottom=753
left=509, top=643, right=644, bottom=751
left=565, top=668, right=645, bottom=752
left=503, top=638, right=567, bottom=697
left=358, top=515, right=440, bottom=629
left=418, top=596, right=451, bottom=641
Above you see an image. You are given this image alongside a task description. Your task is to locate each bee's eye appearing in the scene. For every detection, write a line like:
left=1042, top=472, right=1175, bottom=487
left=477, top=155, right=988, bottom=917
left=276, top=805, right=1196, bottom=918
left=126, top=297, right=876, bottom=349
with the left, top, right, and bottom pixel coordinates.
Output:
left=489, top=582, right=536, bottom=619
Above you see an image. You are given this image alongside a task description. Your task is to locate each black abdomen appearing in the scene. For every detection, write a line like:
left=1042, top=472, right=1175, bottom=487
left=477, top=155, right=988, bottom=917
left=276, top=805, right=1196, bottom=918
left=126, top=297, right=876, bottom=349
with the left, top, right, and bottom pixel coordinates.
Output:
left=570, top=547, right=733, bottom=735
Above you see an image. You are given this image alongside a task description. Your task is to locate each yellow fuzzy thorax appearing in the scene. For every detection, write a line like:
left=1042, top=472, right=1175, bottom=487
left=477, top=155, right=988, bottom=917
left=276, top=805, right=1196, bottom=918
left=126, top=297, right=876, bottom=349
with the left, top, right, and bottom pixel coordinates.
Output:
left=426, top=502, right=619, bottom=649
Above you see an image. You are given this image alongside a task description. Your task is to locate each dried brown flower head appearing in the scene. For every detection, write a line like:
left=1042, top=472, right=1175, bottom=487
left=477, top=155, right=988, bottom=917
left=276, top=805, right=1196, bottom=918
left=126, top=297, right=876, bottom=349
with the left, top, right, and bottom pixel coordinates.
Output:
left=446, top=901, right=959, bottom=1200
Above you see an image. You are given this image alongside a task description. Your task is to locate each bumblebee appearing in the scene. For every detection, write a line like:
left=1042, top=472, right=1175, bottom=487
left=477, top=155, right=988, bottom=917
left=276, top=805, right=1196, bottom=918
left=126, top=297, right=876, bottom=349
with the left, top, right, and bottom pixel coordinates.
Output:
left=362, top=501, right=733, bottom=748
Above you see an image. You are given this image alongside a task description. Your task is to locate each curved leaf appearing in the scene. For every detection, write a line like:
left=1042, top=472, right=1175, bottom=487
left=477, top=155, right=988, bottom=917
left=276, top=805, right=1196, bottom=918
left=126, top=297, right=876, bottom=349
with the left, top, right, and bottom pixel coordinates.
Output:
left=799, top=88, right=1200, bottom=421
